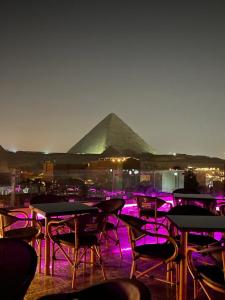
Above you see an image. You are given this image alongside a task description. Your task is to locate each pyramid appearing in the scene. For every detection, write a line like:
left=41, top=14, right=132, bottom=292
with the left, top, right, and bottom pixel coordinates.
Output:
left=68, top=113, right=155, bottom=155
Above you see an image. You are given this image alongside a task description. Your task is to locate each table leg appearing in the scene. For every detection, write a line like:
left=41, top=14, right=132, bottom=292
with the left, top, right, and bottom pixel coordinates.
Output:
left=222, top=233, right=225, bottom=282
left=45, top=216, right=50, bottom=275
left=31, top=210, right=36, bottom=248
left=179, top=231, right=188, bottom=300
left=90, top=248, right=95, bottom=265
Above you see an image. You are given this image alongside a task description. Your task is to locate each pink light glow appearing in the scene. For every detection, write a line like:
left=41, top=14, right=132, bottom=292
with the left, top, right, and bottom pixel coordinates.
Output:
left=124, top=203, right=137, bottom=208
left=37, top=213, right=45, bottom=219
left=121, top=247, right=131, bottom=252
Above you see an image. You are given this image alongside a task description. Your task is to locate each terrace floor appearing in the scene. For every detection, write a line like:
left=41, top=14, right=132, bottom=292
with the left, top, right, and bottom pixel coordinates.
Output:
left=25, top=225, right=178, bottom=300
left=25, top=218, right=224, bottom=300
left=2, top=195, right=224, bottom=300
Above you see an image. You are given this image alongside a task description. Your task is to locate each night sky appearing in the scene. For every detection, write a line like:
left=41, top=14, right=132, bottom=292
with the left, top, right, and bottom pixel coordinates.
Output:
left=1, top=1, right=225, bottom=158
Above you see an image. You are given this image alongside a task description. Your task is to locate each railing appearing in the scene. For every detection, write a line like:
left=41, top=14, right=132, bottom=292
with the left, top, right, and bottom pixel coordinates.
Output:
left=2, top=168, right=224, bottom=208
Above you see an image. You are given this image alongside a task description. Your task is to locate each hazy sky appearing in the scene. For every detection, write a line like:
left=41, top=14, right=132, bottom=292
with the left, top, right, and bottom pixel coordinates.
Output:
left=1, top=1, right=225, bottom=158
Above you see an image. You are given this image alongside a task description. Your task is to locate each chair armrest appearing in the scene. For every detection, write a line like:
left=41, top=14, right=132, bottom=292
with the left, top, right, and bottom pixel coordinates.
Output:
left=141, top=227, right=172, bottom=241
left=47, top=217, right=76, bottom=232
left=6, top=211, right=42, bottom=231
left=47, top=217, right=77, bottom=243
left=13, top=217, right=37, bottom=222
left=137, top=226, right=179, bottom=258
left=47, top=217, right=74, bottom=227
left=13, top=216, right=42, bottom=236
left=197, top=246, right=225, bottom=255
left=8, top=209, right=29, bottom=218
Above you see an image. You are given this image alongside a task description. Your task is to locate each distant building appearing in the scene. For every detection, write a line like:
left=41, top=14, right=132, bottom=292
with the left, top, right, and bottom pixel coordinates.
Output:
left=43, top=161, right=54, bottom=180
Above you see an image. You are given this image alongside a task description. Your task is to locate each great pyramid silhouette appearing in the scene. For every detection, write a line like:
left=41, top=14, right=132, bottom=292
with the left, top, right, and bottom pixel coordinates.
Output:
left=68, top=113, right=154, bottom=155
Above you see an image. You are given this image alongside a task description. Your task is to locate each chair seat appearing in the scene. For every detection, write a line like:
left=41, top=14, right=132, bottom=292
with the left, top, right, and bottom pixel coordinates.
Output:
left=175, top=234, right=219, bottom=246
left=4, top=227, right=39, bottom=241
left=134, top=242, right=175, bottom=260
left=140, top=210, right=167, bottom=218
left=0, top=239, right=38, bottom=300
left=53, top=232, right=99, bottom=247
left=197, top=265, right=225, bottom=286
left=188, top=234, right=219, bottom=246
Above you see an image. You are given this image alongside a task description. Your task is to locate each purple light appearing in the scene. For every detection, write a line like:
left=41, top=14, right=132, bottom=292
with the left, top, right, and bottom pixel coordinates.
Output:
left=37, top=213, right=45, bottom=220
left=121, top=247, right=131, bottom=252
left=124, top=203, right=137, bottom=208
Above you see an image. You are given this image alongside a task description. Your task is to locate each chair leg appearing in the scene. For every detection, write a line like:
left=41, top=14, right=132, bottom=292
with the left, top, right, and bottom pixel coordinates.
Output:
left=83, top=249, right=87, bottom=272
left=193, top=279, right=198, bottom=300
left=176, top=263, right=180, bottom=300
left=38, top=239, right=42, bottom=273
left=198, top=280, right=212, bottom=300
left=166, top=263, right=170, bottom=282
left=72, top=249, right=79, bottom=289
left=104, top=232, right=109, bottom=248
left=114, top=229, right=122, bottom=258
left=166, top=262, right=173, bottom=285
left=154, top=216, right=159, bottom=243
left=94, top=245, right=106, bottom=280
left=90, top=247, right=95, bottom=265
left=130, top=259, right=136, bottom=279
left=51, top=242, right=55, bottom=276
left=171, top=262, right=175, bottom=284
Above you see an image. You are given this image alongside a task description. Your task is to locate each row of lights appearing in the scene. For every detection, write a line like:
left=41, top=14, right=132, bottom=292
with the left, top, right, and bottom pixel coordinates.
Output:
left=109, top=169, right=139, bottom=174
left=111, top=157, right=127, bottom=163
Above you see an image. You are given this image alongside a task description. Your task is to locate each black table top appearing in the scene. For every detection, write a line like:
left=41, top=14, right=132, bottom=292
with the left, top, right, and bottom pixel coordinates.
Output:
left=173, top=193, right=215, bottom=200
left=29, top=202, right=98, bottom=217
left=167, top=215, right=225, bottom=232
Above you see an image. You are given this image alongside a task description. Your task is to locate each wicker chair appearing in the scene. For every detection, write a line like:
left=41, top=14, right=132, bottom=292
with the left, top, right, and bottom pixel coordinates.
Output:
left=30, top=193, right=68, bottom=266
left=47, top=212, right=106, bottom=288
left=119, top=214, right=179, bottom=287
left=95, top=198, right=125, bottom=257
left=136, top=196, right=171, bottom=220
left=136, top=196, right=171, bottom=234
left=0, top=207, right=43, bottom=271
left=0, top=238, right=37, bottom=300
left=36, top=278, right=151, bottom=300
left=187, top=246, right=225, bottom=300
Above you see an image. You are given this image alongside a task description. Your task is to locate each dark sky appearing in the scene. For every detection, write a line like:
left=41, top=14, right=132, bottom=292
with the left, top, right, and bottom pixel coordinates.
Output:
left=1, top=1, right=225, bottom=158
